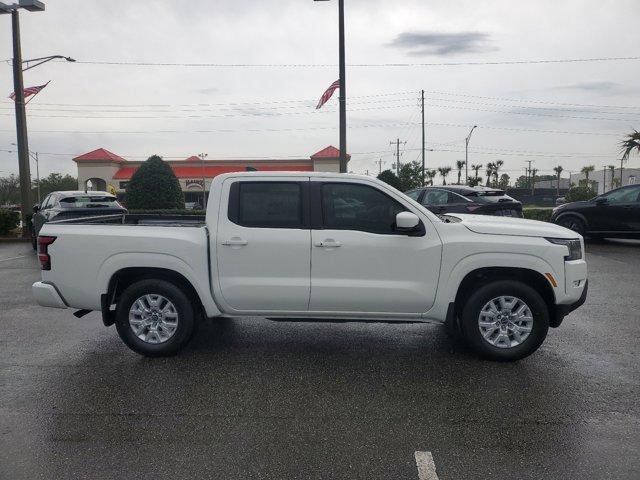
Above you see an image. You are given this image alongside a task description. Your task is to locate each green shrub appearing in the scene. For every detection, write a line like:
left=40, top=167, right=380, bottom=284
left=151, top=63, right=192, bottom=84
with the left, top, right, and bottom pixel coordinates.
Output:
left=125, top=155, right=185, bottom=209
left=0, top=208, right=20, bottom=235
left=565, top=185, right=597, bottom=203
left=523, top=208, right=552, bottom=222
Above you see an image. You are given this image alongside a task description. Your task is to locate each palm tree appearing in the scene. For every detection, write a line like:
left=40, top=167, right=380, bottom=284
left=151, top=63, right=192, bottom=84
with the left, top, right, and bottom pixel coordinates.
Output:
left=437, top=166, right=452, bottom=185
left=472, top=164, right=482, bottom=181
left=553, top=165, right=563, bottom=197
left=620, top=130, right=640, bottom=160
left=493, top=160, right=504, bottom=186
left=455, top=160, right=465, bottom=184
left=425, top=169, right=437, bottom=186
left=485, top=162, right=495, bottom=187
left=581, top=165, right=595, bottom=188
left=620, top=130, right=640, bottom=185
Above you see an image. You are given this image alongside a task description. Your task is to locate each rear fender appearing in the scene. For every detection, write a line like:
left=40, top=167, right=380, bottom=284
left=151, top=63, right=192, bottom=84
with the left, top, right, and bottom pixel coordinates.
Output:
left=97, top=252, right=221, bottom=318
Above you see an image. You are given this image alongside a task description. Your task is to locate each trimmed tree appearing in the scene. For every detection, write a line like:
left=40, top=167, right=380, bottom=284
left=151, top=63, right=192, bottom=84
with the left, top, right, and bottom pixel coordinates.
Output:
left=125, top=155, right=184, bottom=209
left=377, top=169, right=402, bottom=190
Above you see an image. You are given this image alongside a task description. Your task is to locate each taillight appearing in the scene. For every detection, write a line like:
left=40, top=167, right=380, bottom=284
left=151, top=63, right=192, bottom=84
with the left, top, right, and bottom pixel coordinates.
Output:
left=37, top=236, right=56, bottom=271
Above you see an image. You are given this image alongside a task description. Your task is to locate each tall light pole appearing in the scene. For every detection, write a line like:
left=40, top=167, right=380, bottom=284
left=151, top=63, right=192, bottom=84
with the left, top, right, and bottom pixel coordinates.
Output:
left=464, top=125, right=477, bottom=185
left=1, top=0, right=74, bottom=237
left=315, top=0, right=347, bottom=173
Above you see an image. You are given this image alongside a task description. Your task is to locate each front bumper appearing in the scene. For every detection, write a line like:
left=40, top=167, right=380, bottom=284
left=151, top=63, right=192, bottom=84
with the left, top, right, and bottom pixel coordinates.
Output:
left=32, top=281, right=67, bottom=309
left=551, top=279, right=588, bottom=327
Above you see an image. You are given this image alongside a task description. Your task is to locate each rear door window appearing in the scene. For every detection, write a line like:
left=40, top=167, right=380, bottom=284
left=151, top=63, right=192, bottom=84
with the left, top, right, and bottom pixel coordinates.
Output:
left=229, top=182, right=304, bottom=228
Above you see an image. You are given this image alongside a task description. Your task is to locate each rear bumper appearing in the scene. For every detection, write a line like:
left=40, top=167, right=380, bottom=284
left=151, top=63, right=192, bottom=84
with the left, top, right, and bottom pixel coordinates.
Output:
left=551, top=280, right=588, bottom=327
left=32, top=281, right=67, bottom=309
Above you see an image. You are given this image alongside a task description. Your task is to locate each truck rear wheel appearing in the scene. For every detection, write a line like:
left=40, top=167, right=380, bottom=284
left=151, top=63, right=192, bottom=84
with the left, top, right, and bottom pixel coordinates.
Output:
left=460, top=280, right=549, bottom=362
left=115, top=279, right=195, bottom=357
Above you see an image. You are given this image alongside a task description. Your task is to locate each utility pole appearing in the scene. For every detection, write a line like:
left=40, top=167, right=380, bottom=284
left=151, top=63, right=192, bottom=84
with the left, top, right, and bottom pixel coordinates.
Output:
left=421, top=89, right=425, bottom=186
left=11, top=9, right=31, bottom=238
left=390, top=138, right=405, bottom=175
left=602, top=166, right=607, bottom=194
left=375, top=158, right=383, bottom=174
left=199, top=153, right=208, bottom=208
left=526, top=160, right=533, bottom=190
left=464, top=125, right=477, bottom=185
left=620, top=157, right=625, bottom=186
left=33, top=151, right=40, bottom=203
left=338, top=0, right=347, bottom=173
left=314, top=0, right=347, bottom=172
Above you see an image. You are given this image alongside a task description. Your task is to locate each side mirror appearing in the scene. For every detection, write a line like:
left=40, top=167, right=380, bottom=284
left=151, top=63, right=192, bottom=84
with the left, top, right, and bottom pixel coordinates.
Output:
left=595, top=197, right=608, bottom=205
left=395, top=211, right=420, bottom=232
left=32, top=203, right=40, bottom=213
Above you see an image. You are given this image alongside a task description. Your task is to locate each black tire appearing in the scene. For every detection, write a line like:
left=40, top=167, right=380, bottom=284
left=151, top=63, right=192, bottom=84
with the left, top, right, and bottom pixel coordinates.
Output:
left=115, top=279, right=195, bottom=357
left=556, top=215, right=586, bottom=236
left=460, top=280, right=549, bottom=362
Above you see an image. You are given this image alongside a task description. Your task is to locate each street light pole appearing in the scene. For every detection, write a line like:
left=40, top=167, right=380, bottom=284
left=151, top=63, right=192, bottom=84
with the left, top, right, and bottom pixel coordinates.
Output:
left=464, top=125, right=477, bottom=185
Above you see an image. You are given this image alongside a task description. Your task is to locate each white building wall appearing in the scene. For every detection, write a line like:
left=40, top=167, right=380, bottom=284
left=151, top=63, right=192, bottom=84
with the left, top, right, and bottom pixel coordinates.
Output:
left=570, top=168, right=640, bottom=195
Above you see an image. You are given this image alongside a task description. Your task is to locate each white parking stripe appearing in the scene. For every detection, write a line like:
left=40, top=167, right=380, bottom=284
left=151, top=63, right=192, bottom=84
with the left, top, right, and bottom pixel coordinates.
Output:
left=414, top=451, right=439, bottom=480
left=0, top=255, right=27, bottom=263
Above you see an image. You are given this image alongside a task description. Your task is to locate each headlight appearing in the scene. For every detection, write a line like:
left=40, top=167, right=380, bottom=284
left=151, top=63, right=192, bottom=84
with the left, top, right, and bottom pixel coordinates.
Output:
left=545, top=237, right=582, bottom=260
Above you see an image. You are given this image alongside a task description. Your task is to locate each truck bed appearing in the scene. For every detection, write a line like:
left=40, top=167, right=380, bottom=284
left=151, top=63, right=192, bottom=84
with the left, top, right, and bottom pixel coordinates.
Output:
left=48, top=213, right=206, bottom=228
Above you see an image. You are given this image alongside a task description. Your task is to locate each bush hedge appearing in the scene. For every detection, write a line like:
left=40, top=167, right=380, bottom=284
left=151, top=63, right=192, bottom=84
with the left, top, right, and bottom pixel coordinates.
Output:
left=522, top=208, right=553, bottom=223
left=125, top=155, right=185, bottom=210
left=0, top=208, right=20, bottom=235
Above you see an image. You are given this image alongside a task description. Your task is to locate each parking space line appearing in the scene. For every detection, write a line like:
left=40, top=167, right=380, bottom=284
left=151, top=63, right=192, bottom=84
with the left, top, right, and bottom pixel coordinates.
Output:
left=414, top=451, right=439, bottom=480
left=0, top=255, right=27, bottom=263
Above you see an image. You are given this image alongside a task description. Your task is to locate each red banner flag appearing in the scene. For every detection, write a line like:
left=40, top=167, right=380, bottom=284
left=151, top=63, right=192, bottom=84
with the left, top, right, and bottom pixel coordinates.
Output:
left=316, top=79, right=340, bottom=109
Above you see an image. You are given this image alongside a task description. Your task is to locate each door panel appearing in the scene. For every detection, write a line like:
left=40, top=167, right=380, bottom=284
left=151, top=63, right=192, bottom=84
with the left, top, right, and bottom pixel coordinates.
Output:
left=309, top=180, right=442, bottom=314
left=216, top=178, right=311, bottom=312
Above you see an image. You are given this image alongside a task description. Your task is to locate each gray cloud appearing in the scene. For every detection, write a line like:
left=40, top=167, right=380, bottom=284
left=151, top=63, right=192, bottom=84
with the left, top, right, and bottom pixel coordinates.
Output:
left=388, top=31, right=496, bottom=56
left=557, top=81, right=625, bottom=93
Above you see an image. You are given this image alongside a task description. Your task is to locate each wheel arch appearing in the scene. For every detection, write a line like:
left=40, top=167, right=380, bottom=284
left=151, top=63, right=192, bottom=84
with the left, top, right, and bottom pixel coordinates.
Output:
left=446, top=266, right=561, bottom=332
left=103, top=267, right=206, bottom=326
left=554, top=211, right=588, bottom=229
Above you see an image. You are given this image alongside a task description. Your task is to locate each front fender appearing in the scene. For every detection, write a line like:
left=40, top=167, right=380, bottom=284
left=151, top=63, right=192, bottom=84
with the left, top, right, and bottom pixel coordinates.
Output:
left=97, top=252, right=221, bottom=317
left=425, top=252, right=560, bottom=322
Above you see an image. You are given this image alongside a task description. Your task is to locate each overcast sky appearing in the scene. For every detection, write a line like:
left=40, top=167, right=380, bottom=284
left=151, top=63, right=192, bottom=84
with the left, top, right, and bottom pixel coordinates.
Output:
left=1, top=0, right=639, bottom=183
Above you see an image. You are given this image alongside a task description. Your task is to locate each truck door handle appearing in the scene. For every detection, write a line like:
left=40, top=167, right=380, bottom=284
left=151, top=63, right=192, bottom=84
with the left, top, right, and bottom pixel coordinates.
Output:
left=221, top=237, right=248, bottom=247
left=314, top=239, right=341, bottom=248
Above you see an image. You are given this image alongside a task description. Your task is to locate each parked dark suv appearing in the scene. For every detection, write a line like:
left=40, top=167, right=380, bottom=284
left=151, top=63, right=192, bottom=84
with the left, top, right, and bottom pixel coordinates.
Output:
left=405, top=185, right=523, bottom=217
left=551, top=184, right=640, bottom=238
left=31, top=191, right=126, bottom=248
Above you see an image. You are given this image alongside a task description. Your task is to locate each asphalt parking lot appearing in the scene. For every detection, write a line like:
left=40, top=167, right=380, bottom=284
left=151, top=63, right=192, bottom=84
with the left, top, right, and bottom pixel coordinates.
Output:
left=1, top=240, right=639, bottom=480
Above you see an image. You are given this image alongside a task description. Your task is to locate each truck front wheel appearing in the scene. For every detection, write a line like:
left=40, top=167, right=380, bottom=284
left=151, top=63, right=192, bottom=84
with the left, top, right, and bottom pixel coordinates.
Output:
left=115, top=279, right=195, bottom=357
left=460, top=280, right=549, bottom=362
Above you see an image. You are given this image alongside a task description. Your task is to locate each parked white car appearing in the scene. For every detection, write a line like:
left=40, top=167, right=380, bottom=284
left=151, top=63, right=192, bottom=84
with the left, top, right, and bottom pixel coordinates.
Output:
left=33, top=172, right=587, bottom=361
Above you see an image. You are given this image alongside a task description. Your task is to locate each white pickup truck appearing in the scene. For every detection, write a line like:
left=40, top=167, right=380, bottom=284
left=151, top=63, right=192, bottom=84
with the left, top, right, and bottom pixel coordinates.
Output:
left=32, top=172, right=587, bottom=361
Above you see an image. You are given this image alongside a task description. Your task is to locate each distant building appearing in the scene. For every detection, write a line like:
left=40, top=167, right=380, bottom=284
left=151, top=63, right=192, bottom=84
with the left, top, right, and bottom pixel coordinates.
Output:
left=569, top=167, right=640, bottom=195
left=534, top=178, right=571, bottom=190
left=73, top=146, right=348, bottom=203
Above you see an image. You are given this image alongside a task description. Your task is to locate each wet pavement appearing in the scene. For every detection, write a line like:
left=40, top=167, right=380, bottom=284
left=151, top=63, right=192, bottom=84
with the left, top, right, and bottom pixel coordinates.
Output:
left=1, top=239, right=639, bottom=479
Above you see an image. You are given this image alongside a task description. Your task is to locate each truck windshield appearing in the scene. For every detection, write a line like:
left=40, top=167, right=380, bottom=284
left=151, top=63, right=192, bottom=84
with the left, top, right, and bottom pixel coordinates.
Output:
left=60, top=196, right=121, bottom=208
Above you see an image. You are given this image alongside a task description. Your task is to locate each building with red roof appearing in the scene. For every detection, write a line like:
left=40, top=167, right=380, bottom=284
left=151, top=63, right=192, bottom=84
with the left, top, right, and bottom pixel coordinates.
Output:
left=73, top=146, right=347, bottom=203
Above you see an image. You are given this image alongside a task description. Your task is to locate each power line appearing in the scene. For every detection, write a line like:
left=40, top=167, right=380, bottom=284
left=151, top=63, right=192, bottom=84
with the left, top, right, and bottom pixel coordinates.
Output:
left=421, top=89, right=640, bottom=110
left=47, top=56, right=640, bottom=68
